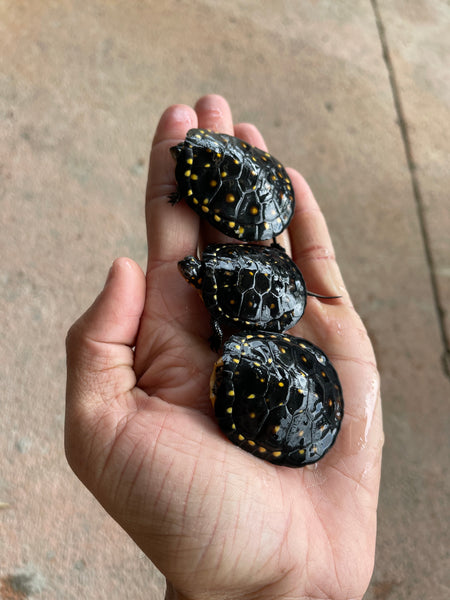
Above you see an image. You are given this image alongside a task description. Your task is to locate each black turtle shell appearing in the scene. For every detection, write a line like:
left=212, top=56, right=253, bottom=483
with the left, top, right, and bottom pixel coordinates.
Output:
left=170, top=129, right=295, bottom=241
left=210, top=331, right=343, bottom=467
left=200, top=243, right=306, bottom=332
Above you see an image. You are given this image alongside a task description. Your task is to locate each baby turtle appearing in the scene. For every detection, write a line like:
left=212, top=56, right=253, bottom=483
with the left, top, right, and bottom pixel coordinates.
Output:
left=170, top=128, right=294, bottom=242
left=210, top=331, right=344, bottom=467
left=179, top=243, right=339, bottom=351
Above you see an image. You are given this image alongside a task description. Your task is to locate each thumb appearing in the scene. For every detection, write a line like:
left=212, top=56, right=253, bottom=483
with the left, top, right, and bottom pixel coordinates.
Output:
left=65, top=258, right=146, bottom=471
left=68, top=257, right=146, bottom=348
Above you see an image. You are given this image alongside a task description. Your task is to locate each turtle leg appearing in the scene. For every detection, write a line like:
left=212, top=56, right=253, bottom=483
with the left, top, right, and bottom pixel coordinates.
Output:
left=209, top=319, right=223, bottom=352
left=169, top=144, right=193, bottom=205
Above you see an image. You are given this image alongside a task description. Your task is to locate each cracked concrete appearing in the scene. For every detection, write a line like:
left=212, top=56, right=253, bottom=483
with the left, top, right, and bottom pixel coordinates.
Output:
left=1, top=1, right=449, bottom=598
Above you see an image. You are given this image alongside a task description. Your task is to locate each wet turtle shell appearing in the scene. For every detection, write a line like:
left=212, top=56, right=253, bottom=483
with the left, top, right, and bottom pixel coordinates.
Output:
left=170, top=129, right=295, bottom=241
left=210, top=331, right=344, bottom=467
left=178, top=243, right=307, bottom=350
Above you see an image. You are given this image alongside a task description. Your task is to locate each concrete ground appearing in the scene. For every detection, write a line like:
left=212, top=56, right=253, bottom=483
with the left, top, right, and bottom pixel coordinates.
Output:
left=1, top=1, right=449, bottom=598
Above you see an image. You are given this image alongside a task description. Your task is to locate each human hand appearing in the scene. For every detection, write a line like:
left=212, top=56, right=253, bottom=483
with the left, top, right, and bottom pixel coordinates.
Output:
left=65, top=94, right=383, bottom=600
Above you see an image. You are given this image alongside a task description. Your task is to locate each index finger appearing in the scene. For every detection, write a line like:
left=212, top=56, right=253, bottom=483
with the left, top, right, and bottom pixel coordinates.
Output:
left=146, top=104, right=200, bottom=265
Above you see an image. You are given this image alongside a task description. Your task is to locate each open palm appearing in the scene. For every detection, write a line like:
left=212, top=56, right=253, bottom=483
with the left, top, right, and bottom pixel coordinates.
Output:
left=65, top=95, right=383, bottom=600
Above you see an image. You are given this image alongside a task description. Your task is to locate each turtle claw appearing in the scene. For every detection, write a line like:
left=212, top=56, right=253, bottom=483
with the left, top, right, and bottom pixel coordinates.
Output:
left=168, top=191, right=181, bottom=205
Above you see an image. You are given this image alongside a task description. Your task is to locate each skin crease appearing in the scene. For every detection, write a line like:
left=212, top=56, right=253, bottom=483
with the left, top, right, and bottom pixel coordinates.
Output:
left=65, top=94, right=383, bottom=600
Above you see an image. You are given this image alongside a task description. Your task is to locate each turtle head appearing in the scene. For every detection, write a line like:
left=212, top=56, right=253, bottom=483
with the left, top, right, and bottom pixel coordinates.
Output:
left=178, top=256, right=203, bottom=289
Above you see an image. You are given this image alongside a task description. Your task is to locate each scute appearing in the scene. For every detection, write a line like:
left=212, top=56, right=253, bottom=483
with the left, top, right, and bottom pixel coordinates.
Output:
left=170, top=129, right=295, bottom=241
left=210, top=332, right=344, bottom=467
left=201, top=243, right=307, bottom=336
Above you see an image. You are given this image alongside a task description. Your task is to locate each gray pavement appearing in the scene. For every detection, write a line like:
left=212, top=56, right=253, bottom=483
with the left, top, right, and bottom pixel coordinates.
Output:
left=1, top=1, right=449, bottom=598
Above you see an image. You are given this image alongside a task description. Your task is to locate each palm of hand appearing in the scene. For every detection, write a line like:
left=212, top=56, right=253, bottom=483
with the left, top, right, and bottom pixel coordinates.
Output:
left=65, top=96, right=383, bottom=600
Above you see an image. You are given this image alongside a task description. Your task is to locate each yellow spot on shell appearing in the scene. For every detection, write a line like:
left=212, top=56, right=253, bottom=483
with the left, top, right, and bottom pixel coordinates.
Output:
left=186, top=157, right=193, bottom=165
left=228, top=221, right=235, bottom=228
left=226, top=193, right=235, bottom=203
left=248, top=394, right=255, bottom=399
left=201, top=205, right=209, bottom=213
left=248, top=440, right=256, bottom=447
left=238, top=226, right=245, bottom=235
left=272, top=451, right=282, bottom=457
left=238, top=434, right=245, bottom=441
left=228, top=390, right=235, bottom=396
left=249, top=412, right=256, bottom=418
left=278, top=381, right=284, bottom=387
left=226, top=407, right=232, bottom=414
left=187, top=189, right=193, bottom=196
left=210, top=179, right=218, bottom=187
left=250, top=206, right=259, bottom=215
left=221, top=171, right=227, bottom=178
left=214, top=215, right=221, bottom=222
left=184, top=170, right=191, bottom=177
left=258, top=447, right=267, bottom=453
left=191, top=173, right=198, bottom=180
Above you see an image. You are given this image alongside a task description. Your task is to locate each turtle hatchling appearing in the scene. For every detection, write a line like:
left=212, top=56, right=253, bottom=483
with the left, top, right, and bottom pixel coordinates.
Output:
left=178, top=243, right=339, bottom=351
left=210, top=331, right=344, bottom=467
left=170, top=128, right=295, bottom=242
